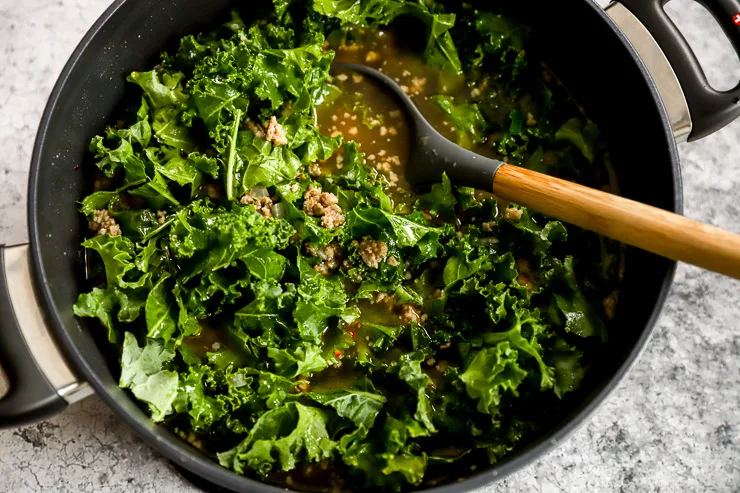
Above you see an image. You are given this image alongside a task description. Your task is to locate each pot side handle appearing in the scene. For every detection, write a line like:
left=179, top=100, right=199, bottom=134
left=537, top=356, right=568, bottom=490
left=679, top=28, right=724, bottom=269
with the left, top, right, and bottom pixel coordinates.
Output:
left=611, top=0, right=740, bottom=141
left=0, top=244, right=92, bottom=428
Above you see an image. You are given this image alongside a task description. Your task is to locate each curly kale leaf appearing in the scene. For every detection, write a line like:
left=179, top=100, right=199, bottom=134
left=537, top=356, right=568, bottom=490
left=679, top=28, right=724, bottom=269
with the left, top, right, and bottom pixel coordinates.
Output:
left=145, top=274, right=178, bottom=341
left=309, top=389, right=386, bottom=429
left=431, top=96, right=490, bottom=148
left=234, top=130, right=304, bottom=190
left=389, top=351, right=436, bottom=433
left=268, top=342, right=328, bottom=377
left=89, top=127, right=148, bottom=186
left=293, top=256, right=358, bottom=344
left=119, top=332, right=179, bottom=421
left=172, top=364, right=258, bottom=432
left=218, top=402, right=336, bottom=475
left=544, top=256, right=607, bottom=341
left=81, top=235, right=153, bottom=290
left=168, top=200, right=294, bottom=276
left=472, top=12, right=529, bottom=86
left=415, top=172, right=458, bottom=219
left=73, top=287, right=145, bottom=343
left=479, top=306, right=556, bottom=391
left=127, top=70, right=189, bottom=109
left=312, top=0, right=461, bottom=74
left=459, top=342, right=527, bottom=414
left=555, top=117, right=600, bottom=163
left=347, top=205, right=439, bottom=248
left=341, top=411, right=429, bottom=491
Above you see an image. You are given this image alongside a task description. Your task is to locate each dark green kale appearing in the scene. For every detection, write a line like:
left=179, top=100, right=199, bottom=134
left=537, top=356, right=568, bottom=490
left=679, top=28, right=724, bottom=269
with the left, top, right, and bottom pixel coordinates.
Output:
left=74, top=0, right=619, bottom=491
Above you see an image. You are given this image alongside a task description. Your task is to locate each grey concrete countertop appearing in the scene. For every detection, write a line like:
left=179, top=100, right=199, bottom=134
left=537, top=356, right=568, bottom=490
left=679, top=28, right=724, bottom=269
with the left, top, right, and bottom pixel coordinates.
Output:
left=1, top=1, right=739, bottom=492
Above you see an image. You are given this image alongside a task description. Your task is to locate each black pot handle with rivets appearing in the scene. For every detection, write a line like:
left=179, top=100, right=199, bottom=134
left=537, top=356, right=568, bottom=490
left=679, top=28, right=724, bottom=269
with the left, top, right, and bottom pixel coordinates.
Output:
left=617, top=0, right=740, bottom=140
left=0, top=245, right=67, bottom=427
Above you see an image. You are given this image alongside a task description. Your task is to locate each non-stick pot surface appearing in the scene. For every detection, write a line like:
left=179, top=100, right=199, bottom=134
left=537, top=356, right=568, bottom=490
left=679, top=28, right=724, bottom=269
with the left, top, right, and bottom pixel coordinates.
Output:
left=27, top=0, right=679, bottom=491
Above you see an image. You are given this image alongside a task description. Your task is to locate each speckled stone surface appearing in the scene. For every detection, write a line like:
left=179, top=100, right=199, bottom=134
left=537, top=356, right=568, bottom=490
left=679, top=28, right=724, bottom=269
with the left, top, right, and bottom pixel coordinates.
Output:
left=1, top=1, right=739, bottom=492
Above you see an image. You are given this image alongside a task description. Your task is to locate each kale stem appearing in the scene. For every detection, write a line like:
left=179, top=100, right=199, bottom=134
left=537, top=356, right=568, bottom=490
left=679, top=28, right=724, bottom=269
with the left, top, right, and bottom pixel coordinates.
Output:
left=226, top=109, right=243, bottom=201
left=141, top=216, right=177, bottom=243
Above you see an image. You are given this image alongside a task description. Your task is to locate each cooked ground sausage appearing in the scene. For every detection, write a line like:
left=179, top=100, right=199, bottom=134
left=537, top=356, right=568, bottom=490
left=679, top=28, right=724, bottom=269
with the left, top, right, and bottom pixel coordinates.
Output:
left=240, top=192, right=274, bottom=218
left=399, top=304, right=421, bottom=324
left=89, top=209, right=121, bottom=236
left=504, top=207, right=523, bottom=221
left=306, top=241, right=343, bottom=276
left=303, top=184, right=345, bottom=229
left=354, top=236, right=388, bottom=269
left=266, top=115, right=288, bottom=146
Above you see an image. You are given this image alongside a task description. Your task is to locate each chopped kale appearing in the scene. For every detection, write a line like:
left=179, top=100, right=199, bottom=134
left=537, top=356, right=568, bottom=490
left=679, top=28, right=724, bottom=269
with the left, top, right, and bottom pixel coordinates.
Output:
left=74, top=1, right=618, bottom=490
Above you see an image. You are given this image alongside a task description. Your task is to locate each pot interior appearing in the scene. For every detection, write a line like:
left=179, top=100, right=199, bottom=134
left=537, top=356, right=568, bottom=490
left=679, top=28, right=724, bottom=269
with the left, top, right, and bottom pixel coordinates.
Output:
left=29, top=0, right=679, bottom=491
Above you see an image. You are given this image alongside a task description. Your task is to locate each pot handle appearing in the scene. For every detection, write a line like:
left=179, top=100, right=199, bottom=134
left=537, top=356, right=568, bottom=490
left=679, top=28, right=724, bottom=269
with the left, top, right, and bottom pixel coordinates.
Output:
left=0, top=244, right=92, bottom=428
left=613, top=0, right=740, bottom=141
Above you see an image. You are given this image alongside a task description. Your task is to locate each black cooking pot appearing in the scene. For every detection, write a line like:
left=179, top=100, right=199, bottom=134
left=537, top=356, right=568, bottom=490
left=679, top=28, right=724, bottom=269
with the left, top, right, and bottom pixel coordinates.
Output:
left=1, top=0, right=739, bottom=491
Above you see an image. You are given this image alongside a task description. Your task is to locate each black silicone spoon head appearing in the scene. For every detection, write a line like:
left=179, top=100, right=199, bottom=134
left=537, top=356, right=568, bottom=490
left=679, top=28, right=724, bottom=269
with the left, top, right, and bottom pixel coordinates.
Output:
left=331, top=62, right=505, bottom=190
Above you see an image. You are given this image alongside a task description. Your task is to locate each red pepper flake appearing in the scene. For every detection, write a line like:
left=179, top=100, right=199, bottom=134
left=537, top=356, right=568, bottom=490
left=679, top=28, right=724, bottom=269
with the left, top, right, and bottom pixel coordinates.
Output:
left=334, top=350, right=342, bottom=358
left=347, top=327, right=356, bottom=339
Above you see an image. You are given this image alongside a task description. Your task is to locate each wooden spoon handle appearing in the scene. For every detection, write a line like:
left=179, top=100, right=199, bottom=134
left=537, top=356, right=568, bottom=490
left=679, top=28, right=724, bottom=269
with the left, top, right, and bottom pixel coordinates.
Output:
left=493, top=164, right=740, bottom=280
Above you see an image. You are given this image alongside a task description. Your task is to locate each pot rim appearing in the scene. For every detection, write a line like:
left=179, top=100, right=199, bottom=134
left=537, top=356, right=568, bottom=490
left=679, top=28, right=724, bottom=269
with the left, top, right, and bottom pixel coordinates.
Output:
left=27, top=0, right=682, bottom=491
